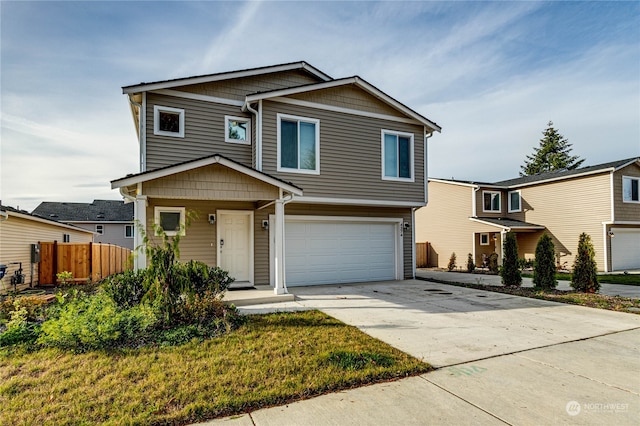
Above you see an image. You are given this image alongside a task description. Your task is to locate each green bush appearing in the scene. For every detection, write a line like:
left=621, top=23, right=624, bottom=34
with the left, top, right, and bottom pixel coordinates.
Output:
left=0, top=300, right=41, bottom=347
left=101, top=269, right=147, bottom=309
left=571, top=233, right=600, bottom=293
left=447, top=252, right=457, bottom=271
left=500, top=232, right=522, bottom=287
left=518, top=258, right=534, bottom=270
left=466, top=253, right=475, bottom=273
left=182, top=261, right=235, bottom=297
left=0, top=296, right=48, bottom=323
left=533, top=234, right=557, bottom=289
left=38, top=292, right=157, bottom=352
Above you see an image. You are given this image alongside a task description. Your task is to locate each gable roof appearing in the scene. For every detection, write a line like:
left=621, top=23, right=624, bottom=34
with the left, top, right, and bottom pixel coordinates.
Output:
left=1, top=204, right=95, bottom=233
left=32, top=200, right=134, bottom=222
left=111, top=154, right=303, bottom=196
left=244, top=76, right=441, bottom=133
left=122, top=61, right=332, bottom=94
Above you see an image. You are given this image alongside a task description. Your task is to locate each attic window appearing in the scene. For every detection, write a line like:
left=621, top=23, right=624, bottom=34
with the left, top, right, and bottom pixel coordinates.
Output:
left=154, top=105, right=184, bottom=138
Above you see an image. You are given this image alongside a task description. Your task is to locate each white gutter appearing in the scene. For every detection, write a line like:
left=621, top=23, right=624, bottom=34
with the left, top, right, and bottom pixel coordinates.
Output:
left=243, top=100, right=262, bottom=171
left=424, top=131, right=432, bottom=205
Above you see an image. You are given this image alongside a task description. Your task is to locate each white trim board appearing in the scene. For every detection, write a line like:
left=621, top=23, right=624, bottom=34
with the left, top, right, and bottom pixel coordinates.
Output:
left=290, top=196, right=425, bottom=208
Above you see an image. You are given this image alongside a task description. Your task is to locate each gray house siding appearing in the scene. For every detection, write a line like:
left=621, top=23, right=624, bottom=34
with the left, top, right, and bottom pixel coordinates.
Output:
left=72, top=223, right=134, bottom=250
left=260, top=100, right=426, bottom=203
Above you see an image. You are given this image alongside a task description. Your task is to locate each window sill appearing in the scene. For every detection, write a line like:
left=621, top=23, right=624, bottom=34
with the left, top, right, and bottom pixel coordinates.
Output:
left=277, top=167, right=320, bottom=175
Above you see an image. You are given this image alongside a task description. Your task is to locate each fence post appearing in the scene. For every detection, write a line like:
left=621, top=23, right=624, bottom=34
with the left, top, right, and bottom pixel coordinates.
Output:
left=52, top=240, right=58, bottom=285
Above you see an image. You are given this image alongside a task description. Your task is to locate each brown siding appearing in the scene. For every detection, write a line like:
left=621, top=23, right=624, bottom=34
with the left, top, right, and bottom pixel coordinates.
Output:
left=475, top=188, right=505, bottom=218
left=289, top=85, right=405, bottom=117
left=0, top=215, right=93, bottom=291
left=145, top=93, right=252, bottom=170
left=261, top=100, right=426, bottom=203
left=142, top=164, right=279, bottom=201
left=614, top=162, right=640, bottom=221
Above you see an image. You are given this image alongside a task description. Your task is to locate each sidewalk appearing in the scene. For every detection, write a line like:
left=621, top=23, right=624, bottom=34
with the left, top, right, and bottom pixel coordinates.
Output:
left=415, top=268, right=640, bottom=299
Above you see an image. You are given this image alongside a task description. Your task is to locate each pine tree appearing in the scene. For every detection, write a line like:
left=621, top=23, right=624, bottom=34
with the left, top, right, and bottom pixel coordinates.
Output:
left=447, top=252, right=457, bottom=271
left=520, top=121, right=585, bottom=176
left=533, top=234, right=557, bottom=290
left=500, top=232, right=522, bottom=287
left=571, top=233, right=600, bottom=293
left=466, top=253, right=476, bottom=273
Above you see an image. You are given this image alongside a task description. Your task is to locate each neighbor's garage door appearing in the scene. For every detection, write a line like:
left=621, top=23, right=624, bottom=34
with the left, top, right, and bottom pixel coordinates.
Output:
left=611, top=228, right=640, bottom=271
left=285, top=218, right=399, bottom=286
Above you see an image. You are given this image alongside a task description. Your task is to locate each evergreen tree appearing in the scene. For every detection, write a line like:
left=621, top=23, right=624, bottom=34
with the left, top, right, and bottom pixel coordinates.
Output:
left=466, top=253, right=476, bottom=273
left=571, top=233, right=600, bottom=293
left=533, top=234, right=557, bottom=290
left=500, top=232, right=522, bottom=287
left=447, top=252, right=457, bottom=271
left=520, top=121, right=585, bottom=176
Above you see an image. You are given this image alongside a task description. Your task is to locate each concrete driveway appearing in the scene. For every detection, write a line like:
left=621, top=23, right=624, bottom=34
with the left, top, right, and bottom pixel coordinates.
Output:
left=207, top=280, right=640, bottom=425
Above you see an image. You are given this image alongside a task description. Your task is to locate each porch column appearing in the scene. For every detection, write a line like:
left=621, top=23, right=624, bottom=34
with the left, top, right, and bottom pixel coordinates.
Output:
left=134, top=195, right=147, bottom=271
left=273, top=198, right=286, bottom=294
left=499, top=229, right=507, bottom=265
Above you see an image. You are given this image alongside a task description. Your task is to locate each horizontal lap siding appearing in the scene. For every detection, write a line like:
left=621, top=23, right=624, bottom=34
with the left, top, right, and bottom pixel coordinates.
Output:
left=145, top=93, right=252, bottom=170
left=614, top=163, right=640, bottom=221
left=289, top=86, right=406, bottom=117
left=261, top=100, right=425, bottom=203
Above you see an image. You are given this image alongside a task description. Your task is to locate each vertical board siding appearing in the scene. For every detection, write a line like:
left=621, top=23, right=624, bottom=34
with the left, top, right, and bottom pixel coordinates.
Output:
left=614, top=163, right=640, bottom=221
left=261, top=100, right=425, bottom=203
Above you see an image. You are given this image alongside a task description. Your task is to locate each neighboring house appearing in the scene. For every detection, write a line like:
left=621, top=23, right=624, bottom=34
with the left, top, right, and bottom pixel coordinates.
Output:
left=0, top=204, right=94, bottom=291
left=415, top=158, right=640, bottom=272
left=111, top=61, right=441, bottom=293
left=33, top=200, right=135, bottom=249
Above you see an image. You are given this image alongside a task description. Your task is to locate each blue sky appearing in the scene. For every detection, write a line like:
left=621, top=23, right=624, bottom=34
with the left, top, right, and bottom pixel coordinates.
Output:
left=1, top=1, right=639, bottom=211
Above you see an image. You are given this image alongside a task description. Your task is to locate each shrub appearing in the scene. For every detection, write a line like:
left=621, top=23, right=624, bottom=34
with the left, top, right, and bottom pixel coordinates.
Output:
left=56, top=271, right=73, bottom=286
left=500, top=232, right=521, bottom=287
left=533, top=234, right=557, bottom=289
left=182, top=261, right=235, bottom=297
left=518, top=258, right=534, bottom=270
left=487, top=253, right=499, bottom=273
left=466, top=253, right=475, bottom=273
left=571, top=233, right=600, bottom=293
left=447, top=252, right=457, bottom=271
left=0, top=296, right=48, bottom=323
left=101, top=269, right=147, bottom=309
left=0, top=300, right=41, bottom=347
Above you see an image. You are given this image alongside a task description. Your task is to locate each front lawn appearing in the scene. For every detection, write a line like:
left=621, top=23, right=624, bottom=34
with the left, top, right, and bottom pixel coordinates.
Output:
left=0, top=310, right=430, bottom=425
left=521, top=272, right=640, bottom=286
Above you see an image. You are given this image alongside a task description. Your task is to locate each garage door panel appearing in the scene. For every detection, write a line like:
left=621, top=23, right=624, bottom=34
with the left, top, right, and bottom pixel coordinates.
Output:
left=284, top=218, right=399, bottom=287
left=611, top=228, right=640, bottom=271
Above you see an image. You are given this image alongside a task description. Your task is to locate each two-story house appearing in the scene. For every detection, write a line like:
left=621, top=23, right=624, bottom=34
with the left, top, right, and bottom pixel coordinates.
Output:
left=415, top=158, right=640, bottom=272
left=33, top=200, right=135, bottom=249
left=111, top=62, right=441, bottom=293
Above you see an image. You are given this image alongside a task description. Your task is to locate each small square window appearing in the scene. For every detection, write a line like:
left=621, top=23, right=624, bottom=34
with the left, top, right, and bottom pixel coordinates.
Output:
left=480, top=233, right=489, bottom=246
left=96, top=224, right=104, bottom=235
left=125, top=224, right=134, bottom=238
left=225, top=116, right=251, bottom=144
left=154, top=105, right=185, bottom=138
left=154, top=207, right=186, bottom=236
left=483, top=191, right=501, bottom=212
left=508, top=191, right=521, bottom=212
left=622, top=176, right=640, bottom=203
left=382, top=130, right=414, bottom=181
left=63, top=234, right=70, bottom=243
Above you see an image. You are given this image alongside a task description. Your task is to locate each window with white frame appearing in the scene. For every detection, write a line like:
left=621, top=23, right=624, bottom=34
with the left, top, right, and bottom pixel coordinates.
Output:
left=125, top=224, right=134, bottom=238
left=63, top=234, right=70, bottom=243
left=225, top=116, right=251, bottom=144
left=277, top=113, right=320, bottom=174
left=508, top=190, right=521, bottom=212
left=154, top=207, right=186, bottom=236
left=154, top=105, right=185, bottom=138
left=95, top=224, right=104, bottom=235
left=382, top=130, right=413, bottom=181
left=480, top=233, right=489, bottom=246
left=623, top=176, right=640, bottom=203
left=483, top=191, right=501, bottom=212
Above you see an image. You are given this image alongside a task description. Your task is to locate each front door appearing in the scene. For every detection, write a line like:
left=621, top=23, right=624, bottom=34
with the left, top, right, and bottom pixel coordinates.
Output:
left=217, top=211, right=253, bottom=284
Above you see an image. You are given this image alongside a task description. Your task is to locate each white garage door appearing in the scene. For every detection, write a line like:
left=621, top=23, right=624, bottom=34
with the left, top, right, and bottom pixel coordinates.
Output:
left=611, top=228, right=640, bottom=271
left=284, top=218, right=400, bottom=286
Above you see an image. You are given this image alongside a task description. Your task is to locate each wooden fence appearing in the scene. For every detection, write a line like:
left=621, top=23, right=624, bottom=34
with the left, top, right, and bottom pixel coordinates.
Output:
left=38, top=242, right=133, bottom=285
left=416, top=242, right=430, bottom=268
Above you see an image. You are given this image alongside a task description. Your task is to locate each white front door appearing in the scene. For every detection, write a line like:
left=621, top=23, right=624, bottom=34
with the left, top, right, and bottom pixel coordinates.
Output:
left=217, top=211, right=253, bottom=284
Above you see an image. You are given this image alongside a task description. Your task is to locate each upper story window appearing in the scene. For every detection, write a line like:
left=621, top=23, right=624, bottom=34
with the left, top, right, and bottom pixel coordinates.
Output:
left=277, top=113, right=320, bottom=174
left=125, top=224, right=134, bottom=238
left=225, top=116, right=251, bottom=144
left=154, top=206, right=186, bottom=236
left=483, top=191, right=501, bottom=212
left=382, top=130, right=414, bottom=181
left=63, top=234, right=70, bottom=243
left=95, top=224, right=104, bottom=235
left=154, top=105, right=185, bottom=138
left=508, top=190, right=521, bottom=212
left=622, top=176, right=639, bottom=203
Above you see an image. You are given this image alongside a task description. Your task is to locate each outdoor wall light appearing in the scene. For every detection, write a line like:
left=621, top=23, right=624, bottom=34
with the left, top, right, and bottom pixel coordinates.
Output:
left=403, top=222, right=411, bottom=231
left=208, top=214, right=216, bottom=224
left=608, top=230, right=615, bottom=238
left=262, top=220, right=269, bottom=230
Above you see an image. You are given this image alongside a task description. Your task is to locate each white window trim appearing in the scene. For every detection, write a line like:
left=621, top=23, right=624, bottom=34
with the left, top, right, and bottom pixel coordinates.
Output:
left=381, top=129, right=415, bottom=182
left=224, top=115, right=251, bottom=145
left=153, top=105, right=185, bottom=138
left=482, top=191, right=501, bottom=213
left=63, top=233, right=70, bottom=243
left=95, top=224, right=104, bottom=235
left=124, top=224, right=134, bottom=238
left=154, top=206, right=186, bottom=236
left=508, top=190, right=522, bottom=213
left=622, top=176, right=640, bottom=203
left=276, top=113, right=320, bottom=175
left=480, top=233, right=490, bottom=246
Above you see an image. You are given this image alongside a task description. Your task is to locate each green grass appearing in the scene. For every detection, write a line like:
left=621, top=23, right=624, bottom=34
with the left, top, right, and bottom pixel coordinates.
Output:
left=522, top=273, right=640, bottom=286
left=0, top=310, right=430, bottom=425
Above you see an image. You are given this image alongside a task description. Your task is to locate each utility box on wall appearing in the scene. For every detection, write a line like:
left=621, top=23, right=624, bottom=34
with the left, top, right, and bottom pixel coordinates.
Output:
left=31, top=243, right=41, bottom=263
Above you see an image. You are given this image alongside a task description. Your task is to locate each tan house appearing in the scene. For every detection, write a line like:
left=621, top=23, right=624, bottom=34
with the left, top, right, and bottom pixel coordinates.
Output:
left=0, top=204, right=94, bottom=292
left=111, top=62, right=441, bottom=293
left=415, top=158, right=640, bottom=272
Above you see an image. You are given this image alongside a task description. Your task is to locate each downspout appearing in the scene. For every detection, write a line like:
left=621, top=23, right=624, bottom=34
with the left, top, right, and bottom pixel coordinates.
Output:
left=424, top=131, right=433, bottom=205
left=243, top=101, right=262, bottom=171
left=411, top=207, right=417, bottom=278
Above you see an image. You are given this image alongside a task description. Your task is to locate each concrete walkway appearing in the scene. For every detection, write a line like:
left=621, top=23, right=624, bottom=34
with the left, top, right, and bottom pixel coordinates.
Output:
left=416, top=268, right=640, bottom=299
left=202, top=280, right=640, bottom=425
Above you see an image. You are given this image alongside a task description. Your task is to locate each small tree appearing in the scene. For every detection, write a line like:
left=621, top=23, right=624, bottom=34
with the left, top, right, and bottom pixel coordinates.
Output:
left=571, top=233, right=599, bottom=293
left=500, top=232, right=522, bottom=287
left=520, top=121, right=585, bottom=176
left=466, top=253, right=475, bottom=273
left=447, top=252, right=457, bottom=271
left=533, top=234, right=557, bottom=289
